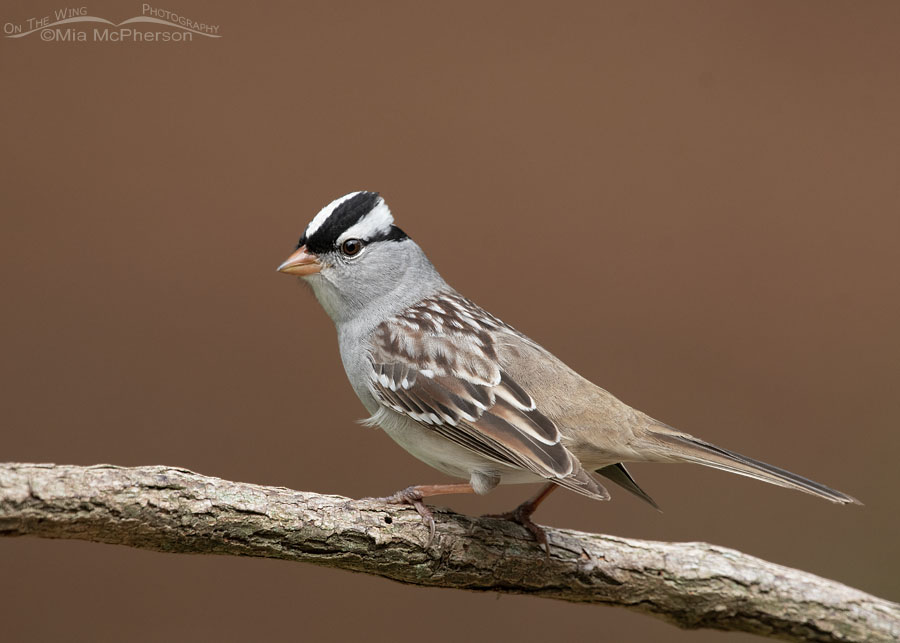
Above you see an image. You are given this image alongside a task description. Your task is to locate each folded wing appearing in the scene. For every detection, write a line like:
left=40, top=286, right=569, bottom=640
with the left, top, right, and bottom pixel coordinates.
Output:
left=368, top=292, right=608, bottom=501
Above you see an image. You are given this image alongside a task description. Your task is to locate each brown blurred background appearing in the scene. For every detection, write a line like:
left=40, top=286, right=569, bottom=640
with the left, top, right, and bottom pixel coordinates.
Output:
left=1, top=1, right=898, bottom=641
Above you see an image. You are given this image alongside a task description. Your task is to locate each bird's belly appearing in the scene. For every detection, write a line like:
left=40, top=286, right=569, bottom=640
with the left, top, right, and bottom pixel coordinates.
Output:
left=377, top=412, right=493, bottom=479
left=370, top=408, right=539, bottom=485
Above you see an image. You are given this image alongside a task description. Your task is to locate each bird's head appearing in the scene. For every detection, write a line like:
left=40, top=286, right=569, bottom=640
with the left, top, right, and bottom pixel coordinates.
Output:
left=278, top=191, right=442, bottom=324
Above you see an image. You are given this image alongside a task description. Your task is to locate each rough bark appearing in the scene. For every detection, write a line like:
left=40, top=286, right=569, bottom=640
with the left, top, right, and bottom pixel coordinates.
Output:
left=0, top=463, right=895, bottom=642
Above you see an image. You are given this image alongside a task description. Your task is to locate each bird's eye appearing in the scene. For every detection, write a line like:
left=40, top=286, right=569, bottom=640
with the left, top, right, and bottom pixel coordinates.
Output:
left=340, top=238, right=364, bottom=257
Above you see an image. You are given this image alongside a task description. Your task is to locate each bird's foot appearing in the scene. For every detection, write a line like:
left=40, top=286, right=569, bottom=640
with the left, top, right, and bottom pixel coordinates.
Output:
left=484, top=501, right=550, bottom=555
left=369, top=486, right=436, bottom=546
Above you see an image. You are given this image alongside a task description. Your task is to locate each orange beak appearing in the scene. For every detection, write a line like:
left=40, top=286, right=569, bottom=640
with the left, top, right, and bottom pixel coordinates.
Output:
left=277, top=245, right=322, bottom=276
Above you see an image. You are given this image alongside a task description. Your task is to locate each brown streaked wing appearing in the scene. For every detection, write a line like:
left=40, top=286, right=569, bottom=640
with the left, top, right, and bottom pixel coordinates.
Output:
left=371, top=361, right=574, bottom=477
left=372, top=366, right=609, bottom=500
left=367, top=295, right=609, bottom=501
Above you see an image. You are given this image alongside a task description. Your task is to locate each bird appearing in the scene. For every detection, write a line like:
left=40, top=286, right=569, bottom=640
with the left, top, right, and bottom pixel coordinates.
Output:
left=277, top=190, right=860, bottom=548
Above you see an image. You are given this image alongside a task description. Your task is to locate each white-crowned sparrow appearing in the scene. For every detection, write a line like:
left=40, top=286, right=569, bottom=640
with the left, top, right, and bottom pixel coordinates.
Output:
left=278, top=191, right=859, bottom=547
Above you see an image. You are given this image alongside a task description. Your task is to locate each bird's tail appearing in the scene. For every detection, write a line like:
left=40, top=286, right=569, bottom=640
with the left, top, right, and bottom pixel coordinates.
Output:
left=647, top=427, right=860, bottom=505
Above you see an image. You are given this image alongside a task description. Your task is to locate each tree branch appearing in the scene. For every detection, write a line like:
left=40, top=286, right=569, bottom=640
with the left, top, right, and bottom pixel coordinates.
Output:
left=0, top=463, right=895, bottom=642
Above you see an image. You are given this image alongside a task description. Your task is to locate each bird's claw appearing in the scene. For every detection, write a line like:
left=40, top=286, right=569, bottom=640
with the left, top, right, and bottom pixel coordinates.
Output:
left=484, top=504, right=551, bottom=556
left=370, top=486, right=436, bottom=547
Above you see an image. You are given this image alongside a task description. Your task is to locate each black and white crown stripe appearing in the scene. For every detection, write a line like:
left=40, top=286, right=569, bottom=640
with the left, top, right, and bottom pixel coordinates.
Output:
left=304, top=191, right=367, bottom=238
left=299, top=191, right=408, bottom=254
